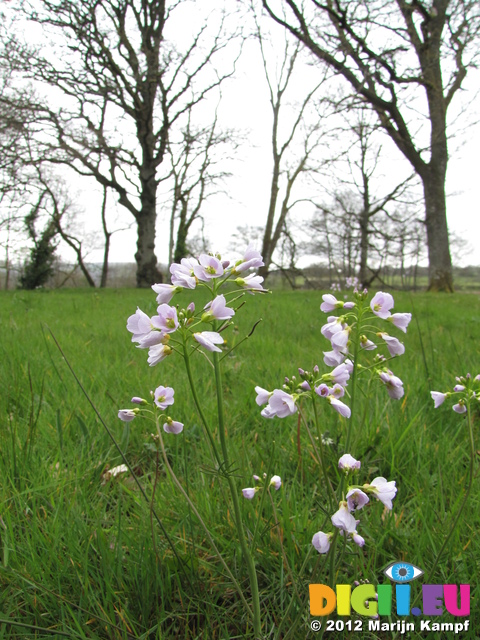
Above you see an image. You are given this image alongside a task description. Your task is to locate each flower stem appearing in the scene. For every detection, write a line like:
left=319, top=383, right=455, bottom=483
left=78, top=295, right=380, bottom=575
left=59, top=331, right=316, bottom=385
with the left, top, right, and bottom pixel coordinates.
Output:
left=154, top=417, right=254, bottom=621
left=212, top=348, right=262, bottom=638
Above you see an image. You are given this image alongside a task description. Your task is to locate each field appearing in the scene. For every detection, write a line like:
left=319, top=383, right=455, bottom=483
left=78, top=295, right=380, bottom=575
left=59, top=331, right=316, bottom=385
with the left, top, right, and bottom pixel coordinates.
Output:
left=0, top=287, right=478, bottom=639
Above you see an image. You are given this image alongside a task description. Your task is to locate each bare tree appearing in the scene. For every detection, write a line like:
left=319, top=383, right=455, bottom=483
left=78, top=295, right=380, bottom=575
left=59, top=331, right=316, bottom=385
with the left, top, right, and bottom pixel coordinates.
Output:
left=5, top=0, right=240, bottom=287
left=252, top=10, right=333, bottom=278
left=262, top=0, right=480, bottom=291
left=167, top=105, right=235, bottom=265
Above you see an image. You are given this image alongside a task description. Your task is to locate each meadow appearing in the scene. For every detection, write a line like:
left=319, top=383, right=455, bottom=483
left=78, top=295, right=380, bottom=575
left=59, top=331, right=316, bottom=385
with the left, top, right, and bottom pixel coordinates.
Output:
left=0, top=287, right=478, bottom=639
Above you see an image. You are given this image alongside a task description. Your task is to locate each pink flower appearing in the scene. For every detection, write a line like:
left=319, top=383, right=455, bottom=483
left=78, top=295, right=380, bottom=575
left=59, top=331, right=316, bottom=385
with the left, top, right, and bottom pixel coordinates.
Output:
left=194, top=331, right=224, bottom=352
left=328, top=397, right=351, bottom=418
left=127, top=308, right=158, bottom=345
left=323, top=350, right=347, bottom=367
left=270, top=475, right=282, bottom=490
left=234, top=244, right=264, bottom=273
left=118, top=409, right=137, bottom=422
left=360, top=335, right=377, bottom=350
left=235, top=273, right=266, bottom=292
left=379, top=333, right=405, bottom=357
left=202, top=295, right=235, bottom=321
left=331, top=503, right=357, bottom=533
left=154, top=385, right=175, bottom=410
left=329, top=383, right=345, bottom=398
left=346, top=489, right=369, bottom=511
left=387, top=312, right=412, bottom=333
left=315, top=383, right=330, bottom=398
left=170, top=258, right=199, bottom=289
left=453, top=384, right=465, bottom=392
left=193, top=254, right=224, bottom=281
left=255, top=386, right=272, bottom=406
left=299, top=380, right=311, bottom=391
left=338, top=454, right=361, bottom=471
left=261, top=389, right=297, bottom=418
left=147, top=344, right=173, bottom=366
left=151, top=283, right=179, bottom=304
left=379, top=370, right=404, bottom=399
left=320, top=294, right=343, bottom=312
left=329, top=363, right=351, bottom=387
left=352, top=532, right=365, bottom=547
left=312, top=531, right=331, bottom=554
left=131, top=397, right=147, bottom=405
left=370, top=292, right=394, bottom=319
left=453, top=403, right=467, bottom=414
left=331, top=328, right=350, bottom=351
left=163, top=418, right=184, bottom=434
left=367, top=477, right=397, bottom=510
left=152, top=304, right=179, bottom=334
left=321, top=317, right=343, bottom=341
left=431, top=391, right=446, bottom=408
left=242, top=487, right=256, bottom=499
left=343, top=301, right=355, bottom=310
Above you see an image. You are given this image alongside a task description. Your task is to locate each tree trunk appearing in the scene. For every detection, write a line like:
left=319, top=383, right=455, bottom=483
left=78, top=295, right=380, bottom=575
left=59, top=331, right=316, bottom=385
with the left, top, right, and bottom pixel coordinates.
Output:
left=135, top=173, right=163, bottom=288
left=173, top=201, right=190, bottom=263
left=358, top=207, right=369, bottom=288
left=423, top=170, right=453, bottom=292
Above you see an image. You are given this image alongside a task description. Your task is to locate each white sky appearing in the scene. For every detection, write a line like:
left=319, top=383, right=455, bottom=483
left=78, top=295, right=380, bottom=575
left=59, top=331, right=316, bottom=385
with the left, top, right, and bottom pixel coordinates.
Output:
left=9, top=2, right=480, bottom=270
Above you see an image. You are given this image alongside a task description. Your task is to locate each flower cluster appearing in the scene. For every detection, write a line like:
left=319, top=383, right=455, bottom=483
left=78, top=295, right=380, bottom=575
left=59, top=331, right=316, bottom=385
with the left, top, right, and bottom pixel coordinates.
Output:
left=321, top=290, right=411, bottom=399
left=431, top=373, right=480, bottom=414
left=119, top=245, right=267, bottom=433
left=125, top=246, right=265, bottom=367
left=312, top=454, right=397, bottom=553
left=242, top=473, right=282, bottom=499
left=255, top=290, right=411, bottom=424
left=118, top=386, right=184, bottom=433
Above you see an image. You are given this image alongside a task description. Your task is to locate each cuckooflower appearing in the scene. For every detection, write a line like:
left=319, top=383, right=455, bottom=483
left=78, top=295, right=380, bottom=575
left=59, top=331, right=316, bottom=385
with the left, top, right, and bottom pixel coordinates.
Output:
left=235, top=273, right=266, bottom=292
left=261, top=389, right=297, bottom=418
left=352, top=532, right=365, bottom=547
left=163, top=417, right=184, bottom=434
left=328, top=397, right=351, bottom=418
left=323, top=350, right=347, bottom=367
left=154, top=385, right=175, bottom=410
left=338, top=453, right=361, bottom=472
left=360, top=335, right=377, bottom=350
left=366, top=477, right=397, bottom=510
left=151, top=283, right=179, bottom=304
left=346, top=488, right=369, bottom=511
left=254, top=386, right=272, bottom=406
left=194, top=254, right=224, bottom=281
left=170, top=258, right=199, bottom=289
left=202, top=295, right=235, bottom=321
left=387, top=312, right=412, bottom=333
left=127, top=308, right=159, bottom=345
left=152, top=304, right=179, bottom=334
left=379, top=370, right=404, bottom=399
left=320, top=294, right=343, bottom=312
left=312, top=531, right=332, bottom=554
left=453, top=402, right=467, bottom=414
left=431, top=391, right=446, bottom=408
left=328, top=363, right=351, bottom=387
left=331, top=503, right=357, bottom=533
left=378, top=333, right=405, bottom=357
left=370, top=291, right=394, bottom=319
left=270, top=475, right=282, bottom=490
left=234, top=244, right=264, bottom=273
left=147, top=343, right=173, bottom=366
left=194, top=331, right=224, bottom=353
left=118, top=409, right=137, bottom=422
left=242, top=488, right=257, bottom=499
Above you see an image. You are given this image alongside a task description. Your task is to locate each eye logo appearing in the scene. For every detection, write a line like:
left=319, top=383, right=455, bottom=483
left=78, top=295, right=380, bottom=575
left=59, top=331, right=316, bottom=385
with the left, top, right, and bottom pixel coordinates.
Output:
left=383, top=562, right=424, bottom=583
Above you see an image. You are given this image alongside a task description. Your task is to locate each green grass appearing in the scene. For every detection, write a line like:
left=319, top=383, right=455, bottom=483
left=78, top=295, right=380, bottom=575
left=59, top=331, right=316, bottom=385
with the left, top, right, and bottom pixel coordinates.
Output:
left=0, top=288, right=479, bottom=639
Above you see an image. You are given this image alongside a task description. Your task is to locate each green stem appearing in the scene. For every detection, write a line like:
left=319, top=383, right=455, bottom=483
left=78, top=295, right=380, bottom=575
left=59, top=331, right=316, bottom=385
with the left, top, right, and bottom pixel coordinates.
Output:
left=155, top=418, right=254, bottom=621
left=183, top=343, right=222, bottom=468
left=212, top=348, right=262, bottom=638
left=312, top=398, right=336, bottom=510
left=393, top=398, right=476, bottom=639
